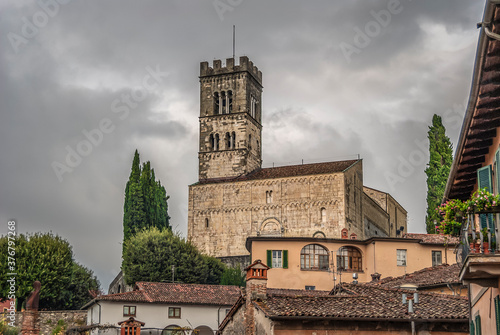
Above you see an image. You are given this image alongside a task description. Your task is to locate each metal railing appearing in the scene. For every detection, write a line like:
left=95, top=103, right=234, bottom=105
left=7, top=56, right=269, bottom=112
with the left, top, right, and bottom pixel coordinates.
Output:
left=457, top=209, right=499, bottom=265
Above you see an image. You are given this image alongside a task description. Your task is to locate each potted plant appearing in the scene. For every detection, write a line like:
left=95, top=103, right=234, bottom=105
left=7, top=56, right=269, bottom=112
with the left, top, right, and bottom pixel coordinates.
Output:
left=481, top=227, right=490, bottom=254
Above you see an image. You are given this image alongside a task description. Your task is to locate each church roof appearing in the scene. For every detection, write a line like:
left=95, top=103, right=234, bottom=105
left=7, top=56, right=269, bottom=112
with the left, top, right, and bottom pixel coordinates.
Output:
left=198, top=159, right=359, bottom=184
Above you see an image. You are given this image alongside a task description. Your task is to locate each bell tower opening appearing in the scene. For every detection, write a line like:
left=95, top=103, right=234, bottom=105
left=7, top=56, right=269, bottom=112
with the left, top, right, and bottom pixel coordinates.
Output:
left=198, top=56, right=263, bottom=180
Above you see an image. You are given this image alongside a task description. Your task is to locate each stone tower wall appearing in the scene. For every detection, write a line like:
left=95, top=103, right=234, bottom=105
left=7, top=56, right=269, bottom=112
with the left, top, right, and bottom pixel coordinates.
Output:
left=188, top=170, right=349, bottom=257
left=198, top=57, right=263, bottom=180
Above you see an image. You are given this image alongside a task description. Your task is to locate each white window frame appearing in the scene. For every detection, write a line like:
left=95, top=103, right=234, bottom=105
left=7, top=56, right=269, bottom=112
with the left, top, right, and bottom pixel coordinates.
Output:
left=432, top=250, right=442, bottom=267
left=272, top=250, right=283, bottom=268
left=397, top=249, right=407, bottom=266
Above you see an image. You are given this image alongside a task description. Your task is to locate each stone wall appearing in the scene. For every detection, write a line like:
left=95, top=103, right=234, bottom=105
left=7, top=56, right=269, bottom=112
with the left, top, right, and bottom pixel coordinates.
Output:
left=188, top=171, right=348, bottom=257
left=363, top=192, right=390, bottom=238
left=198, top=113, right=261, bottom=180
left=1, top=310, right=87, bottom=334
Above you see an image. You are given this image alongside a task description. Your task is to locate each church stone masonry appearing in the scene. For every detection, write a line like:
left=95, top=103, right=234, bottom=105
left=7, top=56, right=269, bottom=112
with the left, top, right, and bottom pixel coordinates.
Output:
left=188, top=56, right=407, bottom=259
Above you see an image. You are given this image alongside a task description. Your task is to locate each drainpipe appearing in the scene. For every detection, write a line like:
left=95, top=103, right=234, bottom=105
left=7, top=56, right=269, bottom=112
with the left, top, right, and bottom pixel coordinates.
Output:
left=411, top=320, right=416, bottom=335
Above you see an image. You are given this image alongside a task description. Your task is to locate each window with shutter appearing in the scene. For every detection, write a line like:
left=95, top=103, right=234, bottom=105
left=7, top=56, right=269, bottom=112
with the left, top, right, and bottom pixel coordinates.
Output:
left=267, top=250, right=272, bottom=268
left=495, top=295, right=500, bottom=334
left=477, top=165, right=494, bottom=229
left=496, top=149, right=500, bottom=194
left=475, top=314, right=482, bottom=335
left=283, top=250, right=288, bottom=269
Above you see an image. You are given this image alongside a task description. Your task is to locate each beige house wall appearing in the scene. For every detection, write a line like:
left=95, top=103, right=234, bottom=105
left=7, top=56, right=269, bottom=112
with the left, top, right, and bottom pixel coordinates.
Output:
left=470, top=282, right=500, bottom=335
left=250, top=238, right=456, bottom=291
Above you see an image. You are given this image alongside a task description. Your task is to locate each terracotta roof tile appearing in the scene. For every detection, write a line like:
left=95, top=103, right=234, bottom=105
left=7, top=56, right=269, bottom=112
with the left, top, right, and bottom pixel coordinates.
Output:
left=198, top=160, right=359, bottom=184
left=402, top=233, right=459, bottom=245
left=367, top=264, right=462, bottom=289
left=256, top=284, right=468, bottom=321
left=87, top=282, right=241, bottom=307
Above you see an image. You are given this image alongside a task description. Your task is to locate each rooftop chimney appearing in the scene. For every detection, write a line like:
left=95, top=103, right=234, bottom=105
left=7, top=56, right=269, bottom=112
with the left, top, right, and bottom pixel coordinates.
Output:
left=245, top=259, right=269, bottom=301
left=371, top=273, right=381, bottom=282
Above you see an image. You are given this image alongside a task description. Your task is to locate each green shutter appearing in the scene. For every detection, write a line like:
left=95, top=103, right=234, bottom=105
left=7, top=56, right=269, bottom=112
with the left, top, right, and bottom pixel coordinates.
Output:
left=267, top=250, right=272, bottom=268
left=476, top=314, right=482, bottom=335
left=478, top=165, right=493, bottom=229
left=283, top=250, right=288, bottom=269
left=495, top=296, right=500, bottom=335
left=471, top=320, right=475, bottom=335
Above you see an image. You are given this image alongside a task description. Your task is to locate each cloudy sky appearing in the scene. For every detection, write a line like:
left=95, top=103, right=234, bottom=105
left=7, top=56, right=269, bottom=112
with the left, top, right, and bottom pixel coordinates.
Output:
left=0, top=0, right=486, bottom=289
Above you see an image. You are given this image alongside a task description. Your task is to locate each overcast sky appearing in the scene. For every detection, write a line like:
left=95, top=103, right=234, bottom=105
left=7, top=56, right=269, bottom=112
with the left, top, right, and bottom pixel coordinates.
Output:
left=0, top=0, right=485, bottom=289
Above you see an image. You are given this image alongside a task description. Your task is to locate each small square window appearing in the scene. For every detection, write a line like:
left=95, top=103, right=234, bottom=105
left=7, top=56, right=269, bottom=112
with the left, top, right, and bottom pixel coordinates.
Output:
left=305, top=286, right=316, bottom=290
left=169, top=307, right=181, bottom=319
left=123, top=305, right=136, bottom=317
left=397, top=249, right=407, bottom=266
left=432, top=251, right=442, bottom=267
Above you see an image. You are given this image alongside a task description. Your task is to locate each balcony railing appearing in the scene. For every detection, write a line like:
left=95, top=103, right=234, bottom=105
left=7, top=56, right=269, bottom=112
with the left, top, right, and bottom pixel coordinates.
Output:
left=457, top=206, right=500, bottom=265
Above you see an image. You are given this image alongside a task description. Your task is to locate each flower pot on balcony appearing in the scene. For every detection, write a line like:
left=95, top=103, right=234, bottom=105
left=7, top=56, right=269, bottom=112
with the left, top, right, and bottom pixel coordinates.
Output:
left=470, top=242, right=476, bottom=253
left=475, top=242, right=481, bottom=253
left=483, top=242, right=490, bottom=254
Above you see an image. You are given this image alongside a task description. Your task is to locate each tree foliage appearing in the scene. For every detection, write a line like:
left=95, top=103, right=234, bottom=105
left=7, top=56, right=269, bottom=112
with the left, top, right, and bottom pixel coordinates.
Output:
left=123, top=150, right=170, bottom=243
left=425, top=114, right=453, bottom=233
left=0, top=232, right=100, bottom=310
left=122, top=227, right=225, bottom=286
left=220, top=264, right=245, bottom=286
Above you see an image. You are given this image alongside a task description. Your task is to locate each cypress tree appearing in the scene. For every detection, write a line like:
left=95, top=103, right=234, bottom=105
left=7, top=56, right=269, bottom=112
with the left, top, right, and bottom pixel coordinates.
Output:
left=123, top=150, right=170, bottom=244
left=425, top=114, right=453, bottom=233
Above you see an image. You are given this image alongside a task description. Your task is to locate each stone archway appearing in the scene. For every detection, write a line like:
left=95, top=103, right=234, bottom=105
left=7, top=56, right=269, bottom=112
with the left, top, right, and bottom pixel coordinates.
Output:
left=258, top=217, right=284, bottom=236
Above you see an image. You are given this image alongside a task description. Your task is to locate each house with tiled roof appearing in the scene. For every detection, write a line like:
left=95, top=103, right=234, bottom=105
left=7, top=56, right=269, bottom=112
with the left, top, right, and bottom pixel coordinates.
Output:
left=367, top=264, right=467, bottom=296
left=81, top=281, right=240, bottom=334
left=188, top=56, right=407, bottom=265
left=442, top=0, right=500, bottom=333
left=218, top=260, right=469, bottom=334
left=245, top=234, right=458, bottom=291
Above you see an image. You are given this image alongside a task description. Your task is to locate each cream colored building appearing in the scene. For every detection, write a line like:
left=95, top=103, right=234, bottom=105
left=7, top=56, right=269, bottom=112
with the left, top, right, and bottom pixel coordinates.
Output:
left=246, top=233, right=458, bottom=291
left=188, top=57, right=407, bottom=259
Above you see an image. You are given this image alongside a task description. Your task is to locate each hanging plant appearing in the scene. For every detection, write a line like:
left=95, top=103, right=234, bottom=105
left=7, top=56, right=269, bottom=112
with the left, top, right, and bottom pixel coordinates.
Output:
left=436, top=188, right=500, bottom=236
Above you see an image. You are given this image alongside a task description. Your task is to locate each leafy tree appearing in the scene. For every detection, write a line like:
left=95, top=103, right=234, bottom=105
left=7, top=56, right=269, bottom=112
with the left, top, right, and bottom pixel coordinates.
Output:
left=0, top=232, right=101, bottom=310
left=220, top=264, right=245, bottom=286
left=123, top=150, right=170, bottom=243
left=122, top=227, right=225, bottom=286
left=66, top=262, right=101, bottom=310
left=425, top=114, right=453, bottom=233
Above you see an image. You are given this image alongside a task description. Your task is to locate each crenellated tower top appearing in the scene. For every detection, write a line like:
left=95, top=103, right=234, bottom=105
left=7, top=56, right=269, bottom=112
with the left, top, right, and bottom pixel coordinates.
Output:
left=200, top=56, right=262, bottom=85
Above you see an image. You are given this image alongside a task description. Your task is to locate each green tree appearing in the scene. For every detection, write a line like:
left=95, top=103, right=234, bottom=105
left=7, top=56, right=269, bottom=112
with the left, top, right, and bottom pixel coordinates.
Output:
left=122, top=227, right=225, bottom=286
left=123, top=150, right=170, bottom=243
left=220, top=264, right=245, bottom=286
left=425, top=114, right=453, bottom=233
left=0, top=232, right=100, bottom=310
left=66, top=262, right=101, bottom=310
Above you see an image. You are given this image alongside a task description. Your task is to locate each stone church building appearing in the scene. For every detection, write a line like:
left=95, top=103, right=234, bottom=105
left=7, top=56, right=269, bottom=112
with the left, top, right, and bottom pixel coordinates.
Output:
left=187, top=56, right=407, bottom=260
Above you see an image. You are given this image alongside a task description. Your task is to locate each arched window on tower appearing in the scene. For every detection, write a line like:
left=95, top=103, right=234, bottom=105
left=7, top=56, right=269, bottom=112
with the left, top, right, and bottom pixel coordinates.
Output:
left=225, top=132, right=230, bottom=149
left=321, top=208, right=326, bottom=223
left=300, top=244, right=329, bottom=270
left=214, top=134, right=220, bottom=150
left=221, top=91, right=227, bottom=114
left=205, top=218, right=209, bottom=228
left=337, top=246, right=362, bottom=272
left=228, top=90, right=233, bottom=113
left=231, top=132, right=236, bottom=149
left=214, top=92, right=220, bottom=115
left=209, top=134, right=215, bottom=150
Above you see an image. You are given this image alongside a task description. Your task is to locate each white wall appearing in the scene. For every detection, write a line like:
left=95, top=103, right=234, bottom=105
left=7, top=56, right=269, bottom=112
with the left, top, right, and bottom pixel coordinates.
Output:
left=87, top=301, right=232, bottom=333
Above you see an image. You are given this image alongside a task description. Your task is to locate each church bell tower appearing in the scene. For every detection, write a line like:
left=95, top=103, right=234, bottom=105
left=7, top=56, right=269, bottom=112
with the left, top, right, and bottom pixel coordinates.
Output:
left=198, top=56, right=263, bottom=180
